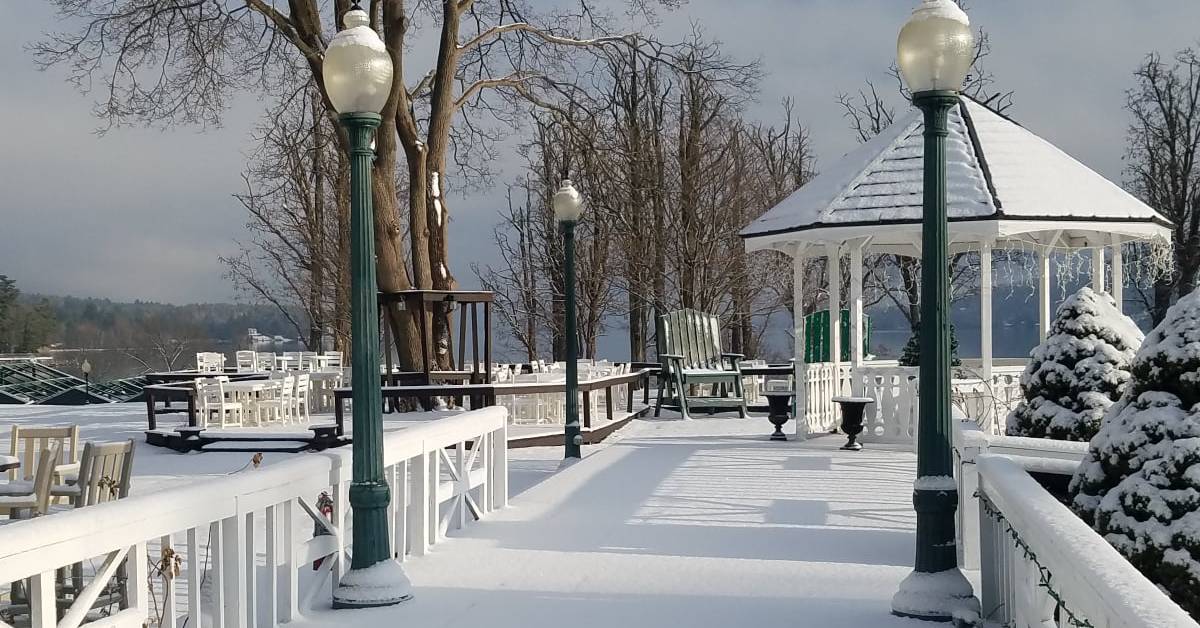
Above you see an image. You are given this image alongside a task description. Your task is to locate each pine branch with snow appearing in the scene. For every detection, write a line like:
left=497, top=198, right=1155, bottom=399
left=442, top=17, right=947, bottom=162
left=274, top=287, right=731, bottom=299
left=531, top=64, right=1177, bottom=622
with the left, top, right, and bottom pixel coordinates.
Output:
left=1006, top=287, right=1143, bottom=441
left=1070, top=287, right=1200, bottom=617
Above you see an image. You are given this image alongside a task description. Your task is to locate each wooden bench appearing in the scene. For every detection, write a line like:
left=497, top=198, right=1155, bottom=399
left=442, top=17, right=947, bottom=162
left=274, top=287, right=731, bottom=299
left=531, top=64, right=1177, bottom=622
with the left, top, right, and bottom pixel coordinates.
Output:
left=655, top=309, right=748, bottom=420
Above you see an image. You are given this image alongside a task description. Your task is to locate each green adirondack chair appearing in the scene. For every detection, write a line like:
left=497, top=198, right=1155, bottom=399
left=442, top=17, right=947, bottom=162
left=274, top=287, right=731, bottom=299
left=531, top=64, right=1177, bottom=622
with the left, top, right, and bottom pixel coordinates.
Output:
left=654, top=309, right=748, bottom=420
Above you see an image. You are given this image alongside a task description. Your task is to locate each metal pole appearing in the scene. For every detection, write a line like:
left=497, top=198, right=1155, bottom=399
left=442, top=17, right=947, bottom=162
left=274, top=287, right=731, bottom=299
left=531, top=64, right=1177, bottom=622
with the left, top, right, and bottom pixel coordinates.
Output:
left=336, top=111, right=402, bottom=600
left=563, top=220, right=582, bottom=459
left=893, top=90, right=975, bottom=621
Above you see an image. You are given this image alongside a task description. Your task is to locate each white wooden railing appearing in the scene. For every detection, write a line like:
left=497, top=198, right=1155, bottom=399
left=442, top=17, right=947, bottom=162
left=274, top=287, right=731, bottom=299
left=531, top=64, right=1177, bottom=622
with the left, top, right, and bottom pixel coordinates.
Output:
left=975, top=455, right=1196, bottom=627
left=800, top=362, right=849, bottom=435
left=952, top=421, right=1087, bottom=570
left=0, top=407, right=508, bottom=628
left=949, top=421, right=1196, bottom=627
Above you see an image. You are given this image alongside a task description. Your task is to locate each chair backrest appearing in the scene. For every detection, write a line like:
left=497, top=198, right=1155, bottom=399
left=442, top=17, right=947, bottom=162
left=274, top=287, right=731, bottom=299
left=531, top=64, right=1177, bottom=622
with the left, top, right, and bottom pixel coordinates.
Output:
left=74, top=440, right=135, bottom=507
left=257, top=352, right=276, bottom=372
left=29, top=443, right=61, bottom=516
left=278, top=375, right=295, bottom=403
left=657, top=308, right=724, bottom=371
left=323, top=351, right=343, bottom=369
left=235, top=350, right=257, bottom=372
left=10, top=425, right=79, bottom=482
left=294, top=372, right=310, bottom=395
left=197, top=377, right=226, bottom=406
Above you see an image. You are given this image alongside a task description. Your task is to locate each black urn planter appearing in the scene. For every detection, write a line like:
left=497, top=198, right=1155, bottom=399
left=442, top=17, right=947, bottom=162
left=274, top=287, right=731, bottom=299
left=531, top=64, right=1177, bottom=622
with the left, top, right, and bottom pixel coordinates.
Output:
left=832, top=396, right=874, bottom=451
left=763, top=391, right=793, bottom=441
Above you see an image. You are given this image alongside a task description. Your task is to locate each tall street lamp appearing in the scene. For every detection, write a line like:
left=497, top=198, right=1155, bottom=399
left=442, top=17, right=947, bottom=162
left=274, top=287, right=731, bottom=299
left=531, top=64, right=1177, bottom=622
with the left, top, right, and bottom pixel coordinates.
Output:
left=323, top=4, right=411, bottom=608
left=891, top=0, right=979, bottom=621
left=553, top=179, right=584, bottom=459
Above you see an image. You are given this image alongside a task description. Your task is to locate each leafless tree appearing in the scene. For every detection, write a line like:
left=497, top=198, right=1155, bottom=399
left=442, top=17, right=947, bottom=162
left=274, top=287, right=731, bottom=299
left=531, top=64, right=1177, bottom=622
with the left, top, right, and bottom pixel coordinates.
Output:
left=1125, top=48, right=1200, bottom=324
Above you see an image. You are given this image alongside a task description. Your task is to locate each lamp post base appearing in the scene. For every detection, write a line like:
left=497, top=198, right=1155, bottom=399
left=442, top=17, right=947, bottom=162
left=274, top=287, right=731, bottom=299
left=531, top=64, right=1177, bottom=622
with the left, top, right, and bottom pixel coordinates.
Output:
left=332, top=559, right=413, bottom=609
left=890, top=568, right=979, bottom=623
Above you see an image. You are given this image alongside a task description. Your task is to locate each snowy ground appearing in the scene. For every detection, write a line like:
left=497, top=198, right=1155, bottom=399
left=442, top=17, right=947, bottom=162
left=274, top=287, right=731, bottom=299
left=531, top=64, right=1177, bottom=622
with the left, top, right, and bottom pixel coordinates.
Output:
left=299, top=414, right=926, bottom=628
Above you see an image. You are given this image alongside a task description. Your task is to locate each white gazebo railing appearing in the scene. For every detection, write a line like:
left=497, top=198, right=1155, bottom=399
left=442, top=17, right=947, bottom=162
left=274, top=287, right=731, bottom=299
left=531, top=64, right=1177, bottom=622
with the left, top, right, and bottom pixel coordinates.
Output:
left=0, top=407, right=508, bottom=628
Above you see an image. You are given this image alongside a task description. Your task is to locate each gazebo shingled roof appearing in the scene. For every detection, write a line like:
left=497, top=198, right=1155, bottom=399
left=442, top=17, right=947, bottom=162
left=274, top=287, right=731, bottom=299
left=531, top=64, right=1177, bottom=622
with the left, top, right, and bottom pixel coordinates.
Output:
left=741, top=96, right=1170, bottom=255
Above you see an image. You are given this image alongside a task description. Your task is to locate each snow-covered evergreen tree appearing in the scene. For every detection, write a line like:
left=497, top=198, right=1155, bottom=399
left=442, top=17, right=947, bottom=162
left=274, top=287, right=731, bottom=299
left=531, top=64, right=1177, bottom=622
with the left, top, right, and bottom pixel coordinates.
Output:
left=1070, top=288, right=1200, bottom=616
left=1006, top=288, right=1143, bottom=441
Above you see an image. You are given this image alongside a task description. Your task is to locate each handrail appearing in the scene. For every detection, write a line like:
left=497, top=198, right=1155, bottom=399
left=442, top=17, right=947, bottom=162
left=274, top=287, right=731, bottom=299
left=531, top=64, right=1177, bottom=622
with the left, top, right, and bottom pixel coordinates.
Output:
left=0, top=407, right=508, bottom=628
left=976, top=454, right=1196, bottom=628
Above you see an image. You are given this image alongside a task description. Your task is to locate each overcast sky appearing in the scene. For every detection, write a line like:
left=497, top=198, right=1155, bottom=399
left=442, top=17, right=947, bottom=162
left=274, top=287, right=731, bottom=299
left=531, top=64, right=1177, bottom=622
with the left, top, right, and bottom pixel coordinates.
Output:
left=2, top=1, right=1199, bottom=305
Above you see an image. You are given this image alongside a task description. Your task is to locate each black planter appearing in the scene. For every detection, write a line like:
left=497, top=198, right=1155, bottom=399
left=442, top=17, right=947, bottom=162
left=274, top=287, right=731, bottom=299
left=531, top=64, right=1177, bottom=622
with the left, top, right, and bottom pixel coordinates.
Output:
left=764, top=392, right=792, bottom=441
left=832, top=397, right=873, bottom=451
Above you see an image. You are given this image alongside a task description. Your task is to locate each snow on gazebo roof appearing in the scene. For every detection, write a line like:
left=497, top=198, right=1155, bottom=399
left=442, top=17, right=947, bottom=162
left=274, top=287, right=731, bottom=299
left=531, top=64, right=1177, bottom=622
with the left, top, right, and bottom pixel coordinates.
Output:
left=741, top=96, right=1171, bottom=255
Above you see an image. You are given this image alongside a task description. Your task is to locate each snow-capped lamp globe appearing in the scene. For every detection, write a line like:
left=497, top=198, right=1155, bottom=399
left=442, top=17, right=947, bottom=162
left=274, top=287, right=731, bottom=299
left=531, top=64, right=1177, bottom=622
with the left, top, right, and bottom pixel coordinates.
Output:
left=552, top=179, right=584, bottom=223
left=890, top=0, right=981, bottom=623
left=322, top=4, right=393, bottom=115
left=896, top=0, right=974, bottom=95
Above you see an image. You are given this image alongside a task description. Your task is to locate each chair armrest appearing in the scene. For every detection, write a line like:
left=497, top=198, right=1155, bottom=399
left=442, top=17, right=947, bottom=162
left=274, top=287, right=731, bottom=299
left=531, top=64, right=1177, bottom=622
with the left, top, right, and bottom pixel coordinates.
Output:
left=721, top=353, right=745, bottom=360
left=660, top=354, right=684, bottom=360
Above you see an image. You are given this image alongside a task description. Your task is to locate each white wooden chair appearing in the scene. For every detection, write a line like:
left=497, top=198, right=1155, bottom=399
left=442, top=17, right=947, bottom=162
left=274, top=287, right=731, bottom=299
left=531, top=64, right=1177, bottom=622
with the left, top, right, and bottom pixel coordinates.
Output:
left=323, top=351, right=343, bottom=369
left=235, top=350, right=258, bottom=373
left=293, top=372, right=312, bottom=423
left=256, top=352, right=276, bottom=372
left=197, top=378, right=243, bottom=428
left=5, top=425, right=80, bottom=484
left=259, top=375, right=294, bottom=424
left=0, top=444, right=59, bottom=518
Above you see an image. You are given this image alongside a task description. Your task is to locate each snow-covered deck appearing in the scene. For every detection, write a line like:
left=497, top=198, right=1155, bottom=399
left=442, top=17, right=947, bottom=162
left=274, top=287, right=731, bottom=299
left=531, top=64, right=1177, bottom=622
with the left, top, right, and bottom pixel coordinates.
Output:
left=304, top=415, right=925, bottom=628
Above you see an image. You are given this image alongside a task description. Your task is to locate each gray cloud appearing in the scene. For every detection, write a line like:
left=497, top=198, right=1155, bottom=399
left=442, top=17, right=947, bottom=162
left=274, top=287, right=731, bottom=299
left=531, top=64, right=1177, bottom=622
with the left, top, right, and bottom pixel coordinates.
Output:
left=2, top=1, right=1198, bottom=304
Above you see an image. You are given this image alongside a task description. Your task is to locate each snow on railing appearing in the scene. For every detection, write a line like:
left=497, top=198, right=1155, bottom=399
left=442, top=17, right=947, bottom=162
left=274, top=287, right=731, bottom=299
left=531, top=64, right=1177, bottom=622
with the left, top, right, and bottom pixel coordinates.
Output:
left=952, top=420, right=1087, bottom=570
left=0, top=407, right=508, bottom=628
left=975, top=454, right=1196, bottom=628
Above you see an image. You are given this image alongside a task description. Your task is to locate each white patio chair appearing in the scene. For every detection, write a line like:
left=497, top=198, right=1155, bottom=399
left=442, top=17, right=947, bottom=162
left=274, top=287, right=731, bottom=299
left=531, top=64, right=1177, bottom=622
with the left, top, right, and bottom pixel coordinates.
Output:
left=259, top=375, right=294, bottom=424
left=257, top=352, right=276, bottom=372
left=6, top=425, right=80, bottom=484
left=0, top=444, right=60, bottom=519
left=235, top=350, right=258, bottom=373
left=323, top=351, right=343, bottom=369
left=198, top=378, right=243, bottom=428
left=293, top=372, right=312, bottom=423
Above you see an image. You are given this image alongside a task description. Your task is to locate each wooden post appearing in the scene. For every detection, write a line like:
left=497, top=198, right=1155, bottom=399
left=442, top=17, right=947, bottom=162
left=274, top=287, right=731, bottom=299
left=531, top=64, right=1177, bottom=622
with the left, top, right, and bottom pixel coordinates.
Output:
left=980, top=240, right=993, bottom=384
left=793, top=244, right=808, bottom=439
left=850, top=239, right=865, bottom=367
left=827, top=242, right=842, bottom=394
left=1038, top=246, right=1051, bottom=343
left=1111, top=235, right=1124, bottom=312
left=1091, top=245, right=1105, bottom=293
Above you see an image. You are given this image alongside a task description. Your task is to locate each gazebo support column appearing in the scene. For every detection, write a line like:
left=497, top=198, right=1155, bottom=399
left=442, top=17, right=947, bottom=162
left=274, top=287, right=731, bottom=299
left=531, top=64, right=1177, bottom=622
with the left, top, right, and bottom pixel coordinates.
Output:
left=850, top=240, right=865, bottom=367
left=1091, top=246, right=1105, bottom=293
left=1111, top=235, right=1124, bottom=311
left=1038, top=247, right=1051, bottom=342
left=793, top=245, right=808, bottom=439
left=827, top=242, right=843, bottom=395
left=980, top=241, right=993, bottom=384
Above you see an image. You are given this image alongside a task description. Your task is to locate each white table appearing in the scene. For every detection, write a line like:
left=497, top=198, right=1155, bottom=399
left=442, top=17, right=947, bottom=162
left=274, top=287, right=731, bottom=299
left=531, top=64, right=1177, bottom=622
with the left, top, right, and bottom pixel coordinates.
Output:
left=222, top=380, right=277, bottom=425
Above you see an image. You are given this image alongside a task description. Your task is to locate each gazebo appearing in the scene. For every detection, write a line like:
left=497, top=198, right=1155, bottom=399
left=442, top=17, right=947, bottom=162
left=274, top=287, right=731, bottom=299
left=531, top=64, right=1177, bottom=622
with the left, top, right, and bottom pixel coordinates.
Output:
left=740, top=95, right=1171, bottom=440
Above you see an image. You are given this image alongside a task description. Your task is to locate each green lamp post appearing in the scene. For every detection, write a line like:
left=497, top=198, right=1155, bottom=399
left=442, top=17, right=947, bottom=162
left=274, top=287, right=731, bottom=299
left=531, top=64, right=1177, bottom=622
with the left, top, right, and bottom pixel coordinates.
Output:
left=323, top=4, right=412, bottom=608
left=891, top=0, right=979, bottom=621
left=553, top=179, right=584, bottom=459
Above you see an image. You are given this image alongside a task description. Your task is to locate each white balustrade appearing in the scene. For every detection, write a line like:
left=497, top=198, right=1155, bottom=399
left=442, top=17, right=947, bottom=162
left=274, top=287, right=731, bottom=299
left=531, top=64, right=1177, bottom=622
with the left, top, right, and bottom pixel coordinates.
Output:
left=801, top=362, right=848, bottom=435
left=975, top=454, right=1196, bottom=628
left=952, top=420, right=1088, bottom=570
left=0, top=407, right=508, bottom=628
left=848, top=364, right=919, bottom=443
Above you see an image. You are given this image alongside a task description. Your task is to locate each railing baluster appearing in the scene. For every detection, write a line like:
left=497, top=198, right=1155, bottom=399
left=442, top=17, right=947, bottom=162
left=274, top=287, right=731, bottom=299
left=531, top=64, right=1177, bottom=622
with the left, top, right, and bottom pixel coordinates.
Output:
left=395, top=459, right=409, bottom=562
left=245, top=511, right=257, bottom=628
left=281, top=499, right=298, bottom=623
left=162, top=533, right=179, bottom=628
left=265, top=505, right=279, bottom=628
left=210, top=521, right=225, bottom=628
left=187, top=527, right=202, bottom=628
left=221, top=515, right=247, bottom=628
left=410, top=450, right=430, bottom=556
left=28, top=569, right=56, bottom=628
